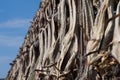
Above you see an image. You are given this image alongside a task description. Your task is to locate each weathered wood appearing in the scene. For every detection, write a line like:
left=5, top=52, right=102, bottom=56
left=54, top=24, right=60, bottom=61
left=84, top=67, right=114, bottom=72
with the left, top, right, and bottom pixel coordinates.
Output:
left=6, top=0, right=120, bottom=80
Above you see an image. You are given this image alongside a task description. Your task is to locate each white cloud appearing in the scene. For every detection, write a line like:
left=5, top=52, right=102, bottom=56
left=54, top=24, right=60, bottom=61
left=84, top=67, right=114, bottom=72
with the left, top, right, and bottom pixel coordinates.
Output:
left=0, top=35, right=23, bottom=47
left=0, top=56, right=13, bottom=64
left=0, top=18, right=32, bottom=28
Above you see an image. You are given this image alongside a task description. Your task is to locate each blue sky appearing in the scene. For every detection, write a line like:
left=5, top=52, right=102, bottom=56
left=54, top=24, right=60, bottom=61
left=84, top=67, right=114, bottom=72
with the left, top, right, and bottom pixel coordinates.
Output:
left=0, top=0, right=41, bottom=78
